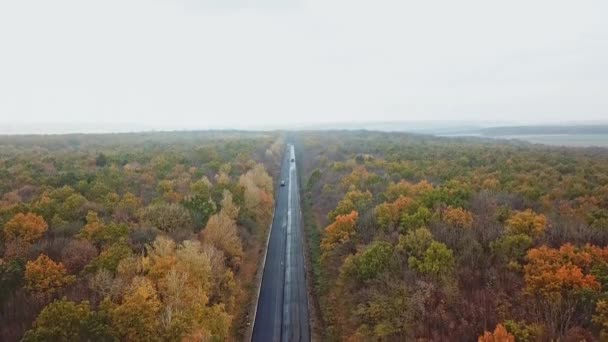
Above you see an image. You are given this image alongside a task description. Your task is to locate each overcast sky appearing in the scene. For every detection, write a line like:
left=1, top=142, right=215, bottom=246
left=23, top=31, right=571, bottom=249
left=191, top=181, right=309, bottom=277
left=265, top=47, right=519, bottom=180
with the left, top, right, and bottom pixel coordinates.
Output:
left=0, top=0, right=607, bottom=132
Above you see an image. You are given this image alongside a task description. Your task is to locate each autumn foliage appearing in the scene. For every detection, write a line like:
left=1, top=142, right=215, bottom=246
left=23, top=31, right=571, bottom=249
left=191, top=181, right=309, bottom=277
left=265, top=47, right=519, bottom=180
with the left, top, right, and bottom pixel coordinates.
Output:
left=320, top=210, right=358, bottom=259
left=478, top=324, right=515, bottom=342
left=24, top=254, right=75, bottom=297
left=506, top=209, right=548, bottom=238
left=0, top=132, right=282, bottom=341
left=524, top=244, right=603, bottom=297
left=297, top=130, right=608, bottom=341
left=3, top=213, right=48, bottom=243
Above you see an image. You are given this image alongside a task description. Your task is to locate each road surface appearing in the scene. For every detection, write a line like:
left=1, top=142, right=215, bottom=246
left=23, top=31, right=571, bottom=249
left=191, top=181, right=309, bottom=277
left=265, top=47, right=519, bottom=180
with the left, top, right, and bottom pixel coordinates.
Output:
left=251, top=144, right=310, bottom=342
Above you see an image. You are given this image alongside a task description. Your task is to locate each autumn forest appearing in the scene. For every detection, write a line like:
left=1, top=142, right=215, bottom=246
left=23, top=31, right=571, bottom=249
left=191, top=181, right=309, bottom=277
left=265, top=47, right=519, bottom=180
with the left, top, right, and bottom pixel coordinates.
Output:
left=2, top=130, right=608, bottom=341
left=295, top=131, right=608, bottom=341
left=0, top=132, right=281, bottom=341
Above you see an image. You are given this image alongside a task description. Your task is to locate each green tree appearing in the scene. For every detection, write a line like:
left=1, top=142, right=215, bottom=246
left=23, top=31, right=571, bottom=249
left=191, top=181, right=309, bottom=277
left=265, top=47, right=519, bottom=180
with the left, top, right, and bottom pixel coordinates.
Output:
left=139, top=203, right=193, bottom=233
left=490, top=233, right=533, bottom=270
left=344, top=241, right=394, bottom=281
left=408, top=241, right=454, bottom=279
left=22, top=298, right=92, bottom=342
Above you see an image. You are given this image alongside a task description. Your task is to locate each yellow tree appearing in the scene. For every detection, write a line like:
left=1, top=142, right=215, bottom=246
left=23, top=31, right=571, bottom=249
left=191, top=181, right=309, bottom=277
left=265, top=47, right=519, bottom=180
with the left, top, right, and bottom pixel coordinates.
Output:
left=112, top=277, right=162, bottom=342
left=79, top=211, right=104, bottom=241
left=506, top=209, right=547, bottom=238
left=328, top=190, right=372, bottom=222
left=375, top=196, right=414, bottom=231
left=239, top=164, right=274, bottom=226
left=220, top=190, right=239, bottom=220
left=201, top=212, right=243, bottom=268
left=3, top=212, right=48, bottom=257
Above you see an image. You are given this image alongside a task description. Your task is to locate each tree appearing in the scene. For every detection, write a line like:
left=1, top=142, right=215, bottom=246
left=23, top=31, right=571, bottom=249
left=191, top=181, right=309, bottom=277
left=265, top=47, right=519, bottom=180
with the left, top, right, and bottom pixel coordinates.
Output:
left=408, top=241, right=454, bottom=279
left=524, top=244, right=603, bottom=337
left=397, top=227, right=433, bottom=259
left=3, top=212, right=48, bottom=243
left=400, top=206, right=432, bottom=231
left=490, top=234, right=533, bottom=270
left=25, top=254, right=75, bottom=297
left=89, top=243, right=133, bottom=274
left=321, top=211, right=358, bottom=259
left=375, top=196, right=414, bottom=231
left=80, top=211, right=128, bottom=246
left=22, top=298, right=92, bottom=342
left=114, top=192, right=142, bottom=222
left=80, top=211, right=105, bottom=241
left=96, top=153, right=108, bottom=167
left=442, top=206, right=474, bottom=229
left=329, top=190, right=372, bottom=222
left=139, top=203, right=193, bottom=233
left=219, top=190, right=239, bottom=220
left=112, top=277, right=161, bottom=342
left=0, top=258, right=24, bottom=305
left=478, top=324, right=515, bottom=342
left=60, top=239, right=98, bottom=273
left=22, top=298, right=116, bottom=342
left=58, top=193, right=88, bottom=221
left=201, top=212, right=243, bottom=268
left=343, top=241, right=394, bottom=281
left=524, top=244, right=600, bottom=296
left=182, top=195, right=216, bottom=229
left=593, top=299, right=608, bottom=340
left=239, top=164, right=274, bottom=226
left=506, top=209, right=547, bottom=238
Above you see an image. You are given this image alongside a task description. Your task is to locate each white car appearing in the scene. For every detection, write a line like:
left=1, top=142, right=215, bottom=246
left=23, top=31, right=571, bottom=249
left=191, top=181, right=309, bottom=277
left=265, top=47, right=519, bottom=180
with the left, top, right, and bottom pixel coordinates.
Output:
left=280, top=180, right=286, bottom=187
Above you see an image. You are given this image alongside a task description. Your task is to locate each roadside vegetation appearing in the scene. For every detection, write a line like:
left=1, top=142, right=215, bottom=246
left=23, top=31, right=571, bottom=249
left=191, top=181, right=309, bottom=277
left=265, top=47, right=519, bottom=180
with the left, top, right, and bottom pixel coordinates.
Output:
left=296, top=131, right=608, bottom=341
left=0, top=132, right=282, bottom=341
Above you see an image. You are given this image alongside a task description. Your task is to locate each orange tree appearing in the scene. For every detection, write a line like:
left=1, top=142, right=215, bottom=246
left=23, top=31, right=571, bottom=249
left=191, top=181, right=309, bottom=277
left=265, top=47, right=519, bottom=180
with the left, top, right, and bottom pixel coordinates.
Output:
left=523, top=244, right=607, bottom=337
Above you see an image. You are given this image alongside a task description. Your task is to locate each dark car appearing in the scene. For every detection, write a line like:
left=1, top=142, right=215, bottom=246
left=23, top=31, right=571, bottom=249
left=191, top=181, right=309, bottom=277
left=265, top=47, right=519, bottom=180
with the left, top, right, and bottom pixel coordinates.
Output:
left=291, top=158, right=295, bottom=162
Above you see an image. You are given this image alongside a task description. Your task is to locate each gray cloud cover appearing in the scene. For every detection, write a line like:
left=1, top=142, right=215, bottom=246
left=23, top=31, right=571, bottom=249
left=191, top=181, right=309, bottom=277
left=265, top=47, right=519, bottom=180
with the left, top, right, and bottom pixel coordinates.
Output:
left=0, top=0, right=607, bottom=132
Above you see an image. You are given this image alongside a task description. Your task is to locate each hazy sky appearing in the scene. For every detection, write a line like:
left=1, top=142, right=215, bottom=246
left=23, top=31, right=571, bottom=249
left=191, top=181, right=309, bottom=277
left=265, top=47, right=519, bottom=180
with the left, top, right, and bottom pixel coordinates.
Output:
left=1, top=0, right=607, bottom=131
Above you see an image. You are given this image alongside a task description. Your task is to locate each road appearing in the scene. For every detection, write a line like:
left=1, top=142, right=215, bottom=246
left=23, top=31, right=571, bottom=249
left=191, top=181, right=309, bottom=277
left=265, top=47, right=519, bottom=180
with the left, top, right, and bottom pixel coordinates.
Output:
left=251, top=144, right=310, bottom=342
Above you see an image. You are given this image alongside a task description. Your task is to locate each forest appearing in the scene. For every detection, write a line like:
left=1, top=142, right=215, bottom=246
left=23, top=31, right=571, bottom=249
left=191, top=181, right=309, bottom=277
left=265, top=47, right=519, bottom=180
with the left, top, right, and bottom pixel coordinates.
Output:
left=0, top=131, right=282, bottom=341
left=295, top=131, right=608, bottom=341
left=3, top=129, right=608, bottom=341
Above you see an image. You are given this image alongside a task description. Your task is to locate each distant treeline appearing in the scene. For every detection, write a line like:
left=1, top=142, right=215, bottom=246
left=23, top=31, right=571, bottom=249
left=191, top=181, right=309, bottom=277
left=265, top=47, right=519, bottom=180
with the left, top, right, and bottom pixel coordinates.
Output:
left=481, top=125, right=608, bottom=136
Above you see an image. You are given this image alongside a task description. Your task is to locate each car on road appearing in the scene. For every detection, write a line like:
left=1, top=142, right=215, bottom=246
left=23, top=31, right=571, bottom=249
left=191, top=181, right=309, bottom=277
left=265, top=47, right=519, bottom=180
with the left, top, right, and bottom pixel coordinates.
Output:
left=291, top=158, right=295, bottom=162
left=280, top=180, right=285, bottom=186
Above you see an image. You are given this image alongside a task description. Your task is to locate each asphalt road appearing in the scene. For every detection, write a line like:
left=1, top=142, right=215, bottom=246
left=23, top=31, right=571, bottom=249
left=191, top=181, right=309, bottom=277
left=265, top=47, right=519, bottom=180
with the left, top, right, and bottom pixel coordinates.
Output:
left=251, top=144, right=310, bottom=342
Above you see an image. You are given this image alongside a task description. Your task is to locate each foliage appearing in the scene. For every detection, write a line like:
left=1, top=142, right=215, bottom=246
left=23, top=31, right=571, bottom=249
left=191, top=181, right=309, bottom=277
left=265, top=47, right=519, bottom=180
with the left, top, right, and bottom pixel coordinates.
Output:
left=3, top=212, right=48, bottom=257
left=478, top=324, right=515, bottom=342
left=490, top=234, right=533, bottom=269
left=111, top=277, right=161, bottom=342
left=343, top=241, right=394, bottom=281
left=89, top=242, right=133, bottom=273
left=22, top=298, right=116, bottom=342
left=139, top=203, right=193, bottom=233
left=328, top=190, right=372, bottom=222
left=442, top=206, right=474, bottom=229
left=0, top=131, right=280, bottom=341
left=320, top=211, right=358, bottom=259
left=408, top=241, right=454, bottom=278
left=524, top=244, right=602, bottom=297
left=201, top=211, right=243, bottom=267
left=24, top=254, right=75, bottom=297
left=296, top=130, right=608, bottom=340
left=505, top=209, right=548, bottom=238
